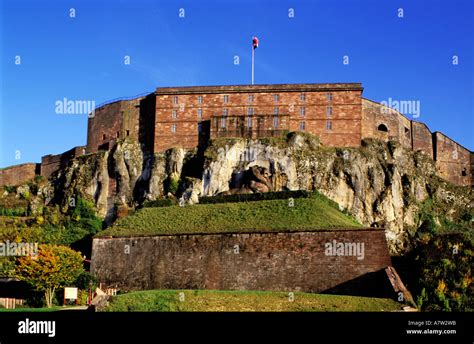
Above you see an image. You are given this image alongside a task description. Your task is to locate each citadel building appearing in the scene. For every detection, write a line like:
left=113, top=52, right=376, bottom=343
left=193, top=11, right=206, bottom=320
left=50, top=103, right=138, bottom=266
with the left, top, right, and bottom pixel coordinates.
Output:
left=1, top=83, right=473, bottom=187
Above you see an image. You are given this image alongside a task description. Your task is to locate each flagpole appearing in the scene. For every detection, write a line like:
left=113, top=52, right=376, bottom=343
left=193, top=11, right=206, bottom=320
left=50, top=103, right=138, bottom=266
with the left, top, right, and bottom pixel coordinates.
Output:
left=251, top=42, right=255, bottom=85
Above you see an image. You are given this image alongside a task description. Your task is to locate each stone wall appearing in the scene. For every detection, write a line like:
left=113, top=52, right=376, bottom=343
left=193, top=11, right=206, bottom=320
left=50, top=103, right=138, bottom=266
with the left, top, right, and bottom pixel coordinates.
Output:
left=411, top=121, right=433, bottom=159
left=361, top=99, right=412, bottom=149
left=434, top=132, right=472, bottom=186
left=40, top=146, right=86, bottom=180
left=86, top=95, right=155, bottom=154
left=0, top=163, right=39, bottom=187
left=154, top=83, right=363, bottom=152
left=362, top=98, right=473, bottom=186
left=91, top=229, right=392, bottom=293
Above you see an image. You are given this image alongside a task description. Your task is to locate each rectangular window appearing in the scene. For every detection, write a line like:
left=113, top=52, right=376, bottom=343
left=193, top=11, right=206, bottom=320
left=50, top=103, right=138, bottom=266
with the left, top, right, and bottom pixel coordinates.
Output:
left=172, top=96, right=178, bottom=105
left=248, top=94, right=254, bottom=102
left=326, top=120, right=332, bottom=131
left=300, top=107, right=305, bottom=116
left=198, top=123, right=202, bottom=133
left=171, top=124, right=177, bottom=133
left=223, top=95, right=229, bottom=103
left=223, top=108, right=228, bottom=116
left=248, top=107, right=254, bottom=115
left=274, top=107, right=279, bottom=115
left=116, top=131, right=120, bottom=138
left=220, top=117, right=227, bottom=128
left=172, top=109, right=177, bottom=118
left=273, top=116, right=279, bottom=128
left=126, top=130, right=130, bottom=136
left=102, top=133, right=106, bottom=140
left=300, top=93, right=306, bottom=101
left=326, top=106, right=333, bottom=116
left=273, top=94, right=280, bottom=102
left=327, top=93, right=333, bottom=101
left=299, top=121, right=305, bottom=131
left=247, top=116, right=253, bottom=127
left=198, top=95, right=203, bottom=104
left=197, top=108, right=203, bottom=119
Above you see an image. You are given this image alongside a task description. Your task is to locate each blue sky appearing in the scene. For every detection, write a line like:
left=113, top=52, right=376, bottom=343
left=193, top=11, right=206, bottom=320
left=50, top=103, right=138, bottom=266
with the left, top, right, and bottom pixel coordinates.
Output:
left=0, top=0, right=472, bottom=167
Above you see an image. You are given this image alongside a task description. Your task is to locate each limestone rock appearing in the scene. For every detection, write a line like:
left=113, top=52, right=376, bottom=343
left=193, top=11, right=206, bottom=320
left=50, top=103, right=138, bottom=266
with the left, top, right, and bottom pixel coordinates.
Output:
left=39, top=133, right=471, bottom=255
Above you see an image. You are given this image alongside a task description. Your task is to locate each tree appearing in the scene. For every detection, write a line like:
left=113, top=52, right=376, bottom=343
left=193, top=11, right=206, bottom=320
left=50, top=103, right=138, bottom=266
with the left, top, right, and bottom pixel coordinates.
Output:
left=15, top=245, right=84, bottom=308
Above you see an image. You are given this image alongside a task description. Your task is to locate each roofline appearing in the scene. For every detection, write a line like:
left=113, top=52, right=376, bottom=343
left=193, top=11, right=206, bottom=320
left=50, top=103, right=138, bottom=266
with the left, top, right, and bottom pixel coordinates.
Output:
left=94, top=227, right=385, bottom=239
left=433, top=131, right=473, bottom=154
left=0, top=162, right=39, bottom=171
left=155, top=83, right=364, bottom=95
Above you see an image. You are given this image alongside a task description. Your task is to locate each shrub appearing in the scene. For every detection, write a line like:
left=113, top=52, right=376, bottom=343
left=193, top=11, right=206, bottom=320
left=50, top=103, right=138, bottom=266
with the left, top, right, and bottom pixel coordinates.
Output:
left=34, top=175, right=44, bottom=184
left=167, top=177, right=180, bottom=195
left=75, top=271, right=98, bottom=291
left=412, top=231, right=472, bottom=311
left=0, top=206, right=27, bottom=217
left=142, top=198, right=178, bottom=208
left=3, top=185, right=16, bottom=193
left=199, top=190, right=313, bottom=204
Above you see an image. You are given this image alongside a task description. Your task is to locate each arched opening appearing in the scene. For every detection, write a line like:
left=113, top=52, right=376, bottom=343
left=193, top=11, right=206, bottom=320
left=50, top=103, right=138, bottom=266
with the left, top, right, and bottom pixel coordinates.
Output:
left=377, top=124, right=388, bottom=132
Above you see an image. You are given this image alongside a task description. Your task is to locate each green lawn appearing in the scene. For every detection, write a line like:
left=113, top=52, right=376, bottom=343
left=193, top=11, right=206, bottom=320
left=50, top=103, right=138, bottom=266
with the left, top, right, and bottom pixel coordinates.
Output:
left=103, top=290, right=403, bottom=312
left=99, top=197, right=362, bottom=237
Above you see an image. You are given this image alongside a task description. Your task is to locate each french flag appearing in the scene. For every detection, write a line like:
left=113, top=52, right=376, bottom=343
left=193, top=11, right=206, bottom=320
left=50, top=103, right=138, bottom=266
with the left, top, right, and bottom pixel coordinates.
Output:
left=252, top=36, right=259, bottom=49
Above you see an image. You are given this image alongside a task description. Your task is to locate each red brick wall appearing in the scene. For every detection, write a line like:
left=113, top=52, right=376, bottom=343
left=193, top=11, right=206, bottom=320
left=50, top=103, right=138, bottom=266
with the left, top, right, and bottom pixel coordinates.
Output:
left=91, top=229, right=392, bottom=293
left=154, top=84, right=363, bottom=152
left=86, top=99, right=143, bottom=153
left=434, top=132, right=472, bottom=186
left=0, top=163, right=39, bottom=187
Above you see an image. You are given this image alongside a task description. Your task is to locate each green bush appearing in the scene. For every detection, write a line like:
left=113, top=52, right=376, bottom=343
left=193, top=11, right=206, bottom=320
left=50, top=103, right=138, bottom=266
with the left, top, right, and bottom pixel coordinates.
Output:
left=0, top=206, right=28, bottom=216
left=34, top=175, right=44, bottom=184
left=3, top=185, right=16, bottom=193
left=20, top=191, right=30, bottom=201
left=142, top=198, right=178, bottom=208
left=199, top=190, right=313, bottom=204
left=75, top=272, right=98, bottom=291
left=70, top=197, right=97, bottom=220
left=412, top=231, right=472, bottom=311
left=167, top=177, right=179, bottom=195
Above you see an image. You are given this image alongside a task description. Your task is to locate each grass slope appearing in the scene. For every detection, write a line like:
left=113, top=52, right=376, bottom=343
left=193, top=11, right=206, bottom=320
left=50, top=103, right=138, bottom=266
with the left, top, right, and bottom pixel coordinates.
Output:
left=99, top=197, right=362, bottom=237
left=103, top=290, right=403, bottom=312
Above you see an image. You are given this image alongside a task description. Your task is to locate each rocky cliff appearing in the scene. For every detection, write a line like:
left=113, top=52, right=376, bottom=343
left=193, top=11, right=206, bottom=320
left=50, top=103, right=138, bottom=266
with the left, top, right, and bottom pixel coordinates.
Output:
left=41, top=133, right=472, bottom=254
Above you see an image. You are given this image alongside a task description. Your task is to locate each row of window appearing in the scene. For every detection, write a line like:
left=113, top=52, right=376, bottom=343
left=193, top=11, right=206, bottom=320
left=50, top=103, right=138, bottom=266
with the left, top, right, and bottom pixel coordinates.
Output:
left=297, top=121, right=332, bottom=130
left=169, top=120, right=334, bottom=133
left=171, top=92, right=334, bottom=105
left=170, top=106, right=334, bottom=118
